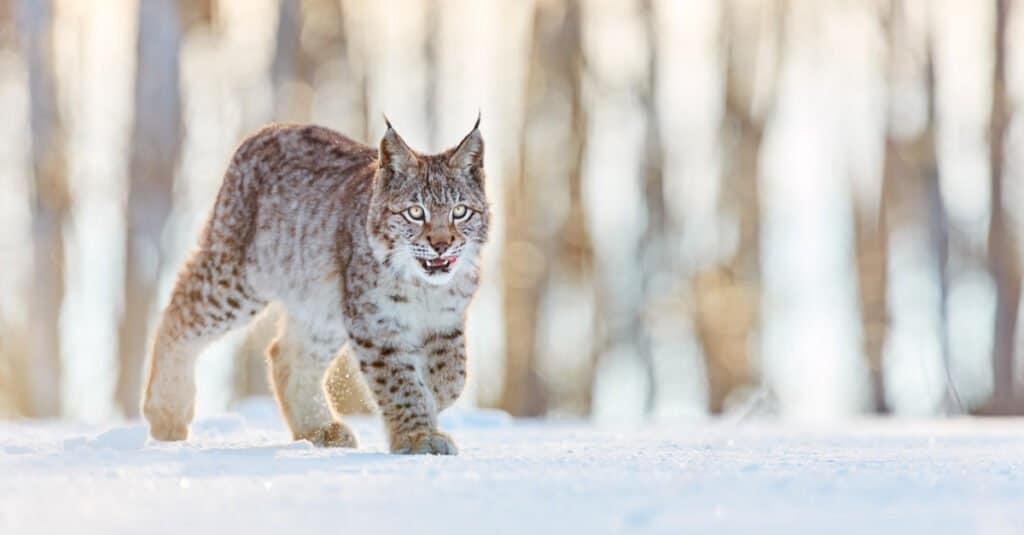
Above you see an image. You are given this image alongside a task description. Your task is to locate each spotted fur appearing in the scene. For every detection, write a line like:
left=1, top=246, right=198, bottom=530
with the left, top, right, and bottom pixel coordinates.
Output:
left=142, top=119, right=489, bottom=455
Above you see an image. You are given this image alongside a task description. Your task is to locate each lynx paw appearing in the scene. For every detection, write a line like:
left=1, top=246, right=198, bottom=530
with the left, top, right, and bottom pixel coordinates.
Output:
left=392, top=430, right=458, bottom=455
left=143, top=402, right=191, bottom=442
left=298, top=422, right=359, bottom=448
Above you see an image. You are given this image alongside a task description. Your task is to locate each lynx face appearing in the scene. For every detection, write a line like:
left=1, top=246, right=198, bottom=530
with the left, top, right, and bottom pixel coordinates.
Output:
left=368, top=121, right=489, bottom=285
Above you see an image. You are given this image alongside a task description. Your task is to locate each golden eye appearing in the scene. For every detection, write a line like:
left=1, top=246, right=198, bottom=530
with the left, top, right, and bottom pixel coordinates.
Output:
left=452, top=204, right=469, bottom=220
left=405, top=206, right=425, bottom=221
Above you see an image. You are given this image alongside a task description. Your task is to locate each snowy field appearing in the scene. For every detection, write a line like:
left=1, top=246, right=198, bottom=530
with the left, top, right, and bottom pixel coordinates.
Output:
left=2, top=400, right=1024, bottom=535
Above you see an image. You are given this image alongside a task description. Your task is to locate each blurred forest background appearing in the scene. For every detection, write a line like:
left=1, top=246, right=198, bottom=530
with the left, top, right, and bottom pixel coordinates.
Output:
left=1, top=0, right=1023, bottom=423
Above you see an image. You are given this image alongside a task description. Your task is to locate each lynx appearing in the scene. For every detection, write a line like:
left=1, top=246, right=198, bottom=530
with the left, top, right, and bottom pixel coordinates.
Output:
left=141, top=118, right=488, bottom=455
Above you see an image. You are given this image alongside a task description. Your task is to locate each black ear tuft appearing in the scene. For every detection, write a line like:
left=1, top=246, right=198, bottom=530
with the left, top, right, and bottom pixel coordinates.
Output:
left=449, top=117, right=484, bottom=174
left=379, top=118, right=418, bottom=180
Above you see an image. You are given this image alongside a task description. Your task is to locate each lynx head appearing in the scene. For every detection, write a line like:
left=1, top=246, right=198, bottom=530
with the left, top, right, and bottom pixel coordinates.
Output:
left=368, top=117, right=489, bottom=285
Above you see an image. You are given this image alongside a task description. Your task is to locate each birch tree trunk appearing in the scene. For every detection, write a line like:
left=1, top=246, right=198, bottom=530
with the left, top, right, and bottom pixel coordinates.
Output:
left=501, top=0, right=590, bottom=416
left=632, top=0, right=666, bottom=415
left=880, top=0, right=949, bottom=415
left=0, top=0, right=27, bottom=418
left=695, top=0, right=782, bottom=413
left=270, top=0, right=355, bottom=123
left=852, top=0, right=909, bottom=414
left=981, top=0, right=1022, bottom=415
left=18, top=0, right=68, bottom=418
left=423, top=0, right=439, bottom=149
left=860, top=133, right=890, bottom=413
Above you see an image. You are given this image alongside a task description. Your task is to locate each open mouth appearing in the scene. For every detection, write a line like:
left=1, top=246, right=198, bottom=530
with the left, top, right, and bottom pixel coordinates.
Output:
left=419, top=256, right=457, bottom=275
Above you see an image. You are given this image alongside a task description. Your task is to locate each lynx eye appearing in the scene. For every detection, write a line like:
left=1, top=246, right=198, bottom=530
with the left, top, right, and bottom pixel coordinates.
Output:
left=452, top=204, right=469, bottom=221
left=404, top=205, right=426, bottom=222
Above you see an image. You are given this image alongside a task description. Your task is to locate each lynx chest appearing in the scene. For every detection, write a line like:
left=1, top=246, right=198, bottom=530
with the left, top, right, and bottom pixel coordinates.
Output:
left=356, top=271, right=475, bottom=346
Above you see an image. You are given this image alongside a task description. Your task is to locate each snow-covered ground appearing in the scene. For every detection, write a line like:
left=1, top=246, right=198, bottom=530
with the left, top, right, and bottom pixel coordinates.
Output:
left=2, top=400, right=1023, bottom=535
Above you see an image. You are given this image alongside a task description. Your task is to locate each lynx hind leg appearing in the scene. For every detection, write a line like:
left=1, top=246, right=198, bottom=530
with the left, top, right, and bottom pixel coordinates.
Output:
left=143, top=251, right=265, bottom=441
left=267, top=315, right=357, bottom=448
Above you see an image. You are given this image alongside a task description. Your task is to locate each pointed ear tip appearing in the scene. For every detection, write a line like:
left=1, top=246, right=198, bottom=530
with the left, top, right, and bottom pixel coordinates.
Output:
left=381, top=119, right=401, bottom=145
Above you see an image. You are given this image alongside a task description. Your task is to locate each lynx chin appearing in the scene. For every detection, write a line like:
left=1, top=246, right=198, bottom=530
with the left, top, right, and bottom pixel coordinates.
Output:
left=142, top=118, right=489, bottom=455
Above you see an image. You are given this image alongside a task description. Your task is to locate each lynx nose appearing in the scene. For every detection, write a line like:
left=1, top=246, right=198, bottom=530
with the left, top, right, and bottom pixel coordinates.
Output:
left=429, top=239, right=450, bottom=255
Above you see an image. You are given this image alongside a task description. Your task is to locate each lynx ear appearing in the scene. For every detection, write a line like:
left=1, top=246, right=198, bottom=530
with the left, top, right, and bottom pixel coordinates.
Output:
left=379, top=117, right=418, bottom=179
left=448, top=114, right=484, bottom=175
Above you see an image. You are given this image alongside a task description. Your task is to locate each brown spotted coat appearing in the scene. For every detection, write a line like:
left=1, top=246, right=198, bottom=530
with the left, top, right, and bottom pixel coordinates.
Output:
left=142, top=120, right=488, bottom=454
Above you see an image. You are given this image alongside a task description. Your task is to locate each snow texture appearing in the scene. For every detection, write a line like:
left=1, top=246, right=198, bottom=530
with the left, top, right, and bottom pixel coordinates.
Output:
left=2, top=399, right=1023, bottom=534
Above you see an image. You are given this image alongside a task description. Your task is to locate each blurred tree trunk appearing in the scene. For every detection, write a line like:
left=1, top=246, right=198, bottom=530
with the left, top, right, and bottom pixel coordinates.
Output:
left=0, top=9, right=17, bottom=418
left=980, top=0, right=1022, bottom=415
left=855, top=0, right=918, bottom=415
left=583, top=0, right=668, bottom=418
left=856, top=200, right=888, bottom=412
left=884, top=1, right=949, bottom=411
left=858, top=141, right=891, bottom=413
left=0, top=0, right=26, bottom=418
left=116, top=0, right=185, bottom=418
left=926, top=57, right=955, bottom=414
left=695, top=0, right=782, bottom=414
left=499, top=1, right=553, bottom=417
left=695, top=117, right=761, bottom=413
left=18, top=0, right=68, bottom=418
left=269, top=0, right=353, bottom=123
left=0, top=325, right=30, bottom=418
left=631, top=0, right=665, bottom=414
left=423, top=0, right=439, bottom=149
left=502, top=0, right=589, bottom=416
left=270, top=0, right=308, bottom=120
left=853, top=190, right=888, bottom=412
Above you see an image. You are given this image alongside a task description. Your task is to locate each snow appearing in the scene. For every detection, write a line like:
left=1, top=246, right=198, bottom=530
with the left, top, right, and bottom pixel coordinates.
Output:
left=2, top=399, right=1024, bottom=534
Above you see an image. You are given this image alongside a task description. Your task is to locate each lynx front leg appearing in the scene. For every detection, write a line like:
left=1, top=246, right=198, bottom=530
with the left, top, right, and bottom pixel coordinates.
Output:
left=267, top=315, right=358, bottom=448
left=424, top=330, right=467, bottom=411
left=353, top=338, right=456, bottom=455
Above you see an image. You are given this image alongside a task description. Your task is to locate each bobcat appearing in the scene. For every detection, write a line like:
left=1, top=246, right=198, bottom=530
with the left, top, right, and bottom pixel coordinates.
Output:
left=141, top=118, right=488, bottom=455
